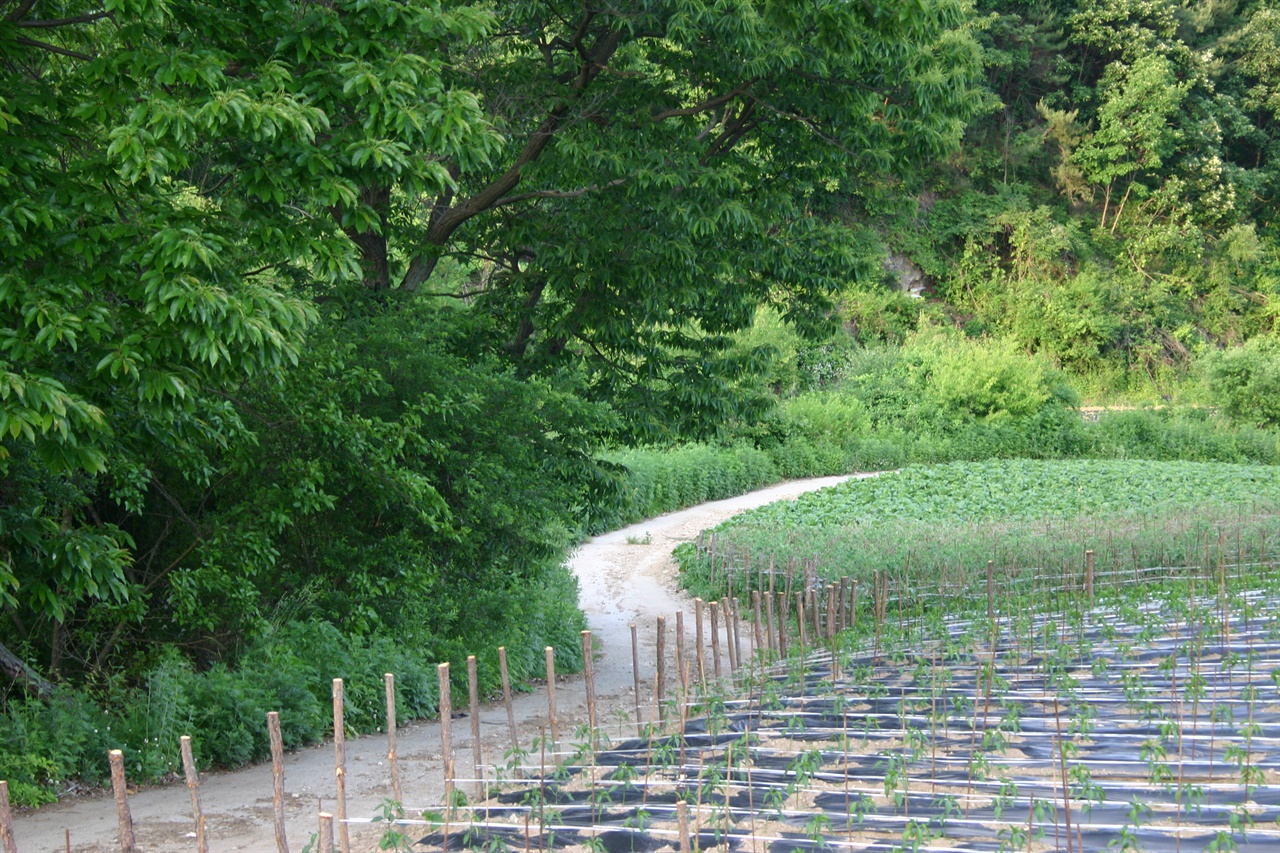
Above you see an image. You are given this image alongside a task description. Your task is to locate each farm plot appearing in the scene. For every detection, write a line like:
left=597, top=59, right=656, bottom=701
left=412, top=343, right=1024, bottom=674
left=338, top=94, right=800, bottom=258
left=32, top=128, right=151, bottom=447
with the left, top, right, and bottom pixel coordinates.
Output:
left=407, top=569, right=1280, bottom=853
left=673, top=460, right=1280, bottom=603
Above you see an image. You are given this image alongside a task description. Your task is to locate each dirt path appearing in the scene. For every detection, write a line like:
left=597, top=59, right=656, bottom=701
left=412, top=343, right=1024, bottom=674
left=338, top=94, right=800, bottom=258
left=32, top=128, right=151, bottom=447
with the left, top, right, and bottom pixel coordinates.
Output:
left=11, top=474, right=861, bottom=852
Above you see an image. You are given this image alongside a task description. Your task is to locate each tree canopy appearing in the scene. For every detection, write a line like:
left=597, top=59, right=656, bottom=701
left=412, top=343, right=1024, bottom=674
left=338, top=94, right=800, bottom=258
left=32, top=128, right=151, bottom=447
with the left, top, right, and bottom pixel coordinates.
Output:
left=1, top=0, right=985, bottom=694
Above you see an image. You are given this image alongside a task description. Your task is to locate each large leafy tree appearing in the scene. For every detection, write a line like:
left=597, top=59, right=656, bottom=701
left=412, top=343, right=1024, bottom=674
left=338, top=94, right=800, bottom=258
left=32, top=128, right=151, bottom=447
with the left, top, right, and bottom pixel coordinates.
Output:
left=100, top=0, right=987, bottom=436
left=1, top=0, right=987, bottom=690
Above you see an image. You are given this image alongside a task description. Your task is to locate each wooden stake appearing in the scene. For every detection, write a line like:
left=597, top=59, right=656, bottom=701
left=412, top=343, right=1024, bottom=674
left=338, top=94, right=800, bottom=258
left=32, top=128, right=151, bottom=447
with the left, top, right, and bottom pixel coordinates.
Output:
left=850, top=580, right=858, bottom=630
left=723, top=598, right=737, bottom=677
left=332, top=679, right=349, bottom=853
left=468, top=656, right=482, bottom=798
left=179, top=737, right=210, bottom=853
left=581, top=630, right=598, bottom=735
left=656, top=615, right=667, bottom=722
left=438, top=663, right=454, bottom=809
left=108, top=749, right=136, bottom=853
left=986, top=559, right=995, bottom=621
left=384, top=674, right=402, bottom=804
left=544, top=646, right=558, bottom=752
left=795, top=591, right=807, bottom=651
left=498, top=647, right=518, bottom=758
left=765, top=589, right=776, bottom=655
left=826, top=584, right=837, bottom=645
left=731, top=597, right=743, bottom=674
left=752, top=590, right=764, bottom=657
left=709, top=601, right=722, bottom=680
left=675, top=611, right=687, bottom=698
left=266, top=715, right=289, bottom=853
left=0, top=780, right=18, bottom=853
left=318, top=811, right=334, bottom=853
left=1085, top=549, right=1095, bottom=605
left=694, top=598, right=706, bottom=689
left=676, top=798, right=690, bottom=853
left=630, top=623, right=643, bottom=735
left=777, top=592, right=788, bottom=658
left=839, top=577, right=850, bottom=631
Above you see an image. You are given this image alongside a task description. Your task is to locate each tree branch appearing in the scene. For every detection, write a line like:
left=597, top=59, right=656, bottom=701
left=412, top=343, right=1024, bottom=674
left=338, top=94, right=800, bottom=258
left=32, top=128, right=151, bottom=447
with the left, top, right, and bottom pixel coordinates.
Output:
left=492, top=177, right=626, bottom=208
left=2, top=0, right=38, bottom=23
left=0, top=638, right=54, bottom=700
left=16, top=10, right=112, bottom=28
left=651, top=88, right=750, bottom=122
left=398, top=21, right=625, bottom=290
left=15, top=35, right=94, bottom=61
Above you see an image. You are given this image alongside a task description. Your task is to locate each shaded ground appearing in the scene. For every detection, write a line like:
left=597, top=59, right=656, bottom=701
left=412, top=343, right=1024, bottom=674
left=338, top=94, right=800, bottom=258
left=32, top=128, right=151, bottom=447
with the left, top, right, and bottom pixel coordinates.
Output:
left=10, top=475, right=858, bottom=852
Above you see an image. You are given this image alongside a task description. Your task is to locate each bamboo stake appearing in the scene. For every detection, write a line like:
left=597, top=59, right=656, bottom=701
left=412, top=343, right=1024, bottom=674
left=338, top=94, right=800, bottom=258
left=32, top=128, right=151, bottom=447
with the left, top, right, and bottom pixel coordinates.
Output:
left=266, top=714, right=289, bottom=853
left=0, top=780, right=17, bottom=853
left=332, top=679, right=349, bottom=853
left=498, top=647, right=518, bottom=758
left=438, top=663, right=454, bottom=810
left=108, top=749, right=136, bottom=853
left=631, top=623, right=643, bottom=735
left=468, top=655, right=482, bottom=798
left=384, top=674, right=402, bottom=804
left=581, top=630, right=598, bottom=735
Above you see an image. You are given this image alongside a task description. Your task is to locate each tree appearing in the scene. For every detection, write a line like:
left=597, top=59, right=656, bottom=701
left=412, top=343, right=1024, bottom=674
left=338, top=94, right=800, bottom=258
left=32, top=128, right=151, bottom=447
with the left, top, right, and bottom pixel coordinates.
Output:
left=2, top=0, right=989, bottom=690
left=98, top=0, right=988, bottom=437
left=1, top=1, right=322, bottom=686
left=1073, top=53, right=1189, bottom=231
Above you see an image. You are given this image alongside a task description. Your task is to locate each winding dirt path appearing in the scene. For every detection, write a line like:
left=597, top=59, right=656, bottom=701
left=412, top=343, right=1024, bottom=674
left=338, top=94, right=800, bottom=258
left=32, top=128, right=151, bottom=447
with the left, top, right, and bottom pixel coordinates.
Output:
left=11, top=474, right=859, bottom=852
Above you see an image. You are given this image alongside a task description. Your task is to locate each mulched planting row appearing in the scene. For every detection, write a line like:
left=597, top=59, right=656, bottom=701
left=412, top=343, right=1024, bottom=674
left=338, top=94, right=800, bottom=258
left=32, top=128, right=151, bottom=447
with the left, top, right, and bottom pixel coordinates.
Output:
left=409, top=586, right=1280, bottom=853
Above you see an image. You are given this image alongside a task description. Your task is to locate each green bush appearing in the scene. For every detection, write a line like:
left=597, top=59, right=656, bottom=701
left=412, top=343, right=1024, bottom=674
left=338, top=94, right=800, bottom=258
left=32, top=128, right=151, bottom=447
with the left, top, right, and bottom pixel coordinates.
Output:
left=0, top=591, right=586, bottom=807
left=1087, top=408, right=1280, bottom=464
left=1201, top=337, right=1280, bottom=426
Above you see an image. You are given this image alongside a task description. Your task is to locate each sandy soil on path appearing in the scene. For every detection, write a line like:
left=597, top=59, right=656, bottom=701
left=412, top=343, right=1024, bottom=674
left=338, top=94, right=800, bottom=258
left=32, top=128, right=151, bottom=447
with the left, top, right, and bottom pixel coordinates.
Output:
left=10, top=474, right=863, bottom=852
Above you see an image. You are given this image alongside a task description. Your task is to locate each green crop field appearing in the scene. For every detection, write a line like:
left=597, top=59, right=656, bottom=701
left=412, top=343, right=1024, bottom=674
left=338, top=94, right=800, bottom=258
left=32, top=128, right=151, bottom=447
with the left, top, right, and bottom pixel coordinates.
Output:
left=677, top=460, right=1280, bottom=605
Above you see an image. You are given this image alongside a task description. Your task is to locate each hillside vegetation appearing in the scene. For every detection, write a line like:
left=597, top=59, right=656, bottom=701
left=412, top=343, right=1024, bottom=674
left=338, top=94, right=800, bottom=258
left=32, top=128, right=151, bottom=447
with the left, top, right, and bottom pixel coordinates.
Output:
left=1, top=0, right=1279, bottom=802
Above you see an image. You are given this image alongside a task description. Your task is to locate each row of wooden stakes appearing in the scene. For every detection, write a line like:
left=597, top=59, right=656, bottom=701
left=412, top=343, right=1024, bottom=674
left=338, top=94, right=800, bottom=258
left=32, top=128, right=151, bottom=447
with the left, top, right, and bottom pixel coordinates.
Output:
left=0, top=582, right=863, bottom=853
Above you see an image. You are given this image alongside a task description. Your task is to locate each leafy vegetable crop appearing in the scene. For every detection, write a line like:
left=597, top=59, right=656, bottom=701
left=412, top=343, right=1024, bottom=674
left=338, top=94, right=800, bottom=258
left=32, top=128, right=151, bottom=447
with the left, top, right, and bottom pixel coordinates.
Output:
left=718, top=460, right=1280, bottom=532
left=678, top=460, right=1280, bottom=601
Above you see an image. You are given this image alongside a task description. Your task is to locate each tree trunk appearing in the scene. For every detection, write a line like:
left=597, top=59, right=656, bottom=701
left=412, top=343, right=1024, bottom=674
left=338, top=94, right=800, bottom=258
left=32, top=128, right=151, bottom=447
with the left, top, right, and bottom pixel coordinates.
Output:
left=0, top=639, right=54, bottom=700
left=337, top=185, right=392, bottom=290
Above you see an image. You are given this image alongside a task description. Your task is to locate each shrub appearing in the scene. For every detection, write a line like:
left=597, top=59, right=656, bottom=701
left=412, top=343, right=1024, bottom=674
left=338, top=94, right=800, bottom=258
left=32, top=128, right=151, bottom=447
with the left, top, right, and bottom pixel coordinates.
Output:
left=1201, top=337, right=1280, bottom=426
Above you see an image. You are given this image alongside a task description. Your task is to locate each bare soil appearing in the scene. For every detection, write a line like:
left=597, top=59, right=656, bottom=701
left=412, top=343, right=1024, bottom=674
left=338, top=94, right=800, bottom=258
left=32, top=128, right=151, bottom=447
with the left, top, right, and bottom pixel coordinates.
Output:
left=10, top=475, right=859, bottom=853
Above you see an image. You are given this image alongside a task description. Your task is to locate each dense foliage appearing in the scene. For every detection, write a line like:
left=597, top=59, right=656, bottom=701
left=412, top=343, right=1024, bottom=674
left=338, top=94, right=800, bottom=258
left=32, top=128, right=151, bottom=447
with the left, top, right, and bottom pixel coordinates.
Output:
left=828, top=0, right=1280, bottom=394
left=4, top=0, right=1280, bottom=806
